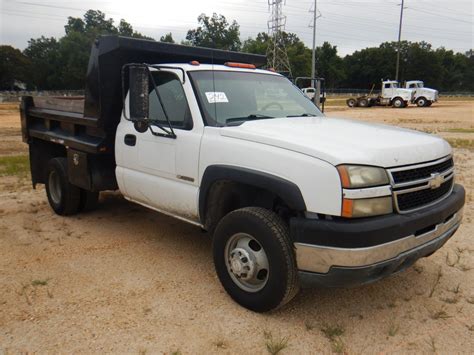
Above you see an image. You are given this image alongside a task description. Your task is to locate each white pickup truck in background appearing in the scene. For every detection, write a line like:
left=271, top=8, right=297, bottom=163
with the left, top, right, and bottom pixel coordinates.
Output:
left=405, top=80, right=439, bottom=107
left=20, top=36, right=465, bottom=312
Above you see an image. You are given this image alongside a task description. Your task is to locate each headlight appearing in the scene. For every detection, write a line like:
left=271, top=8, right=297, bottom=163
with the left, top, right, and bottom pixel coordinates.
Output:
left=342, top=196, right=393, bottom=218
left=337, top=165, right=389, bottom=188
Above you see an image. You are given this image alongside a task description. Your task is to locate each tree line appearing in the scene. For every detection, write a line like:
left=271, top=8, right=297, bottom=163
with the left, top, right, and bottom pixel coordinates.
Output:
left=1, top=10, right=473, bottom=92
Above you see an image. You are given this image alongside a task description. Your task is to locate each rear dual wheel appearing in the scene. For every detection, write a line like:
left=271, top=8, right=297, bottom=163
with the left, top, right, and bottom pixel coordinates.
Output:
left=346, top=98, right=357, bottom=107
left=213, top=207, right=299, bottom=312
left=46, top=158, right=99, bottom=215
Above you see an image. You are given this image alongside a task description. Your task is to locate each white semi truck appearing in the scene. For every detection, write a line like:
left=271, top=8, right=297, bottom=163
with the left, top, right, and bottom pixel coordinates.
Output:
left=405, top=80, right=439, bottom=107
left=20, top=36, right=465, bottom=312
left=346, top=80, right=414, bottom=108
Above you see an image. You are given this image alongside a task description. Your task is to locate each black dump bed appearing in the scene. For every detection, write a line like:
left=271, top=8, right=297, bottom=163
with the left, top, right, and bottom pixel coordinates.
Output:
left=20, top=35, right=266, bottom=191
left=21, top=35, right=266, bottom=155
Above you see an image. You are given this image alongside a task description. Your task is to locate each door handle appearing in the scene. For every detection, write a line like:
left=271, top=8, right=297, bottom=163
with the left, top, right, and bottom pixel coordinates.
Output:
left=124, top=134, right=136, bottom=146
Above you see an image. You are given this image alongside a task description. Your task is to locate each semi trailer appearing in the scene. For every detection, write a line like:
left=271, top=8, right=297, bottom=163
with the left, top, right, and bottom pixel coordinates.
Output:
left=21, top=36, right=465, bottom=312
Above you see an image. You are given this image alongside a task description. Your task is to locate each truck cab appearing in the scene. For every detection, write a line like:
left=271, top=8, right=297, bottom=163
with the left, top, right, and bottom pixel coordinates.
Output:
left=20, top=36, right=465, bottom=312
left=381, top=80, right=414, bottom=107
left=405, top=80, right=439, bottom=107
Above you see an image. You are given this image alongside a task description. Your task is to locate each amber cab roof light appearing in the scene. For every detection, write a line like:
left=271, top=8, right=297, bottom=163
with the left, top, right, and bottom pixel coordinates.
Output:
left=224, top=62, right=256, bottom=69
left=190, top=60, right=200, bottom=66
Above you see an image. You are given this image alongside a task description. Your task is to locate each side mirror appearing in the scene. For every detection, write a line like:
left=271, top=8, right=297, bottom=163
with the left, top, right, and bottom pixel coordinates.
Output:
left=129, top=65, right=149, bottom=124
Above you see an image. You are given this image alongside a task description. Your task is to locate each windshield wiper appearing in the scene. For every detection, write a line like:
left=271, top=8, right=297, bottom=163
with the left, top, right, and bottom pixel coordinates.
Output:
left=226, top=114, right=275, bottom=124
left=286, top=113, right=317, bottom=117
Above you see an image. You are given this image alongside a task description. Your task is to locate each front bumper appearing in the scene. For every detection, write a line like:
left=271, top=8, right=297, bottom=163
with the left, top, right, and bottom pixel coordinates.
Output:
left=290, top=184, right=465, bottom=287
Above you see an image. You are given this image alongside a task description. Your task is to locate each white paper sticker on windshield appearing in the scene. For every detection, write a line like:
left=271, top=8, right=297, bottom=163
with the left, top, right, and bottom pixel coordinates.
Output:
left=205, top=92, right=229, bottom=103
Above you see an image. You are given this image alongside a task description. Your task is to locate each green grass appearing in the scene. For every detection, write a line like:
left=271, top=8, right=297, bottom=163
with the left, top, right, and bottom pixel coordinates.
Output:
left=0, top=155, right=30, bottom=176
left=446, top=138, right=474, bottom=149
left=31, top=279, right=48, bottom=286
left=320, top=323, right=345, bottom=339
left=324, top=98, right=350, bottom=107
left=439, top=96, right=474, bottom=101
left=444, top=128, right=474, bottom=133
left=264, top=331, right=289, bottom=355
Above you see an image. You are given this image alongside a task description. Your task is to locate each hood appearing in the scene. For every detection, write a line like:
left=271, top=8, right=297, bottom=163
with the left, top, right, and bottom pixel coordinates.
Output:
left=220, top=117, right=451, bottom=167
left=417, top=88, right=438, bottom=95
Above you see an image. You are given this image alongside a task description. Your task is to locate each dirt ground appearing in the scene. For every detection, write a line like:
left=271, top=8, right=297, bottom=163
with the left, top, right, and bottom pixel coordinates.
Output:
left=0, top=100, right=473, bottom=354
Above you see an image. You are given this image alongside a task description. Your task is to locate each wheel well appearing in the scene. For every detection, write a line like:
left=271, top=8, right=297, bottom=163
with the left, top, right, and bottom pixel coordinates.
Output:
left=203, top=180, right=296, bottom=233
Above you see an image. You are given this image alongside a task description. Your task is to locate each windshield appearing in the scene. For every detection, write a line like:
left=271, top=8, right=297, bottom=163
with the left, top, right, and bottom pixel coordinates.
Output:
left=189, top=71, right=323, bottom=126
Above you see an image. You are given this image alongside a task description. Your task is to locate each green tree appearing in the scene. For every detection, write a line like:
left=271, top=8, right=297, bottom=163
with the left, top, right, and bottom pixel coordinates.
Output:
left=314, top=42, right=345, bottom=89
left=23, top=36, right=62, bottom=89
left=243, top=31, right=311, bottom=79
left=24, top=9, right=152, bottom=89
left=0, top=45, right=31, bottom=90
left=160, top=33, right=175, bottom=43
left=186, top=13, right=241, bottom=50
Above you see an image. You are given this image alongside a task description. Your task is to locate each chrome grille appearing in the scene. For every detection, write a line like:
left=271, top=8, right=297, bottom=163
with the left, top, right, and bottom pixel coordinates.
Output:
left=388, top=156, right=455, bottom=213
left=391, top=158, right=453, bottom=184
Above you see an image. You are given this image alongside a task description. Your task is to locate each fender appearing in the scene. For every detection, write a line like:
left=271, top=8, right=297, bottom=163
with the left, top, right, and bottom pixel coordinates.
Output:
left=199, top=165, right=307, bottom=222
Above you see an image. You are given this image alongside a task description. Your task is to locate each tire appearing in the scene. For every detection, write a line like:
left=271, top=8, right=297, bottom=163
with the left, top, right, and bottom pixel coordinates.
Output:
left=346, top=98, right=357, bottom=107
left=357, top=98, right=369, bottom=107
left=213, top=207, right=299, bottom=312
left=79, top=190, right=100, bottom=212
left=416, top=97, right=427, bottom=107
left=45, top=158, right=81, bottom=216
left=392, top=97, right=405, bottom=108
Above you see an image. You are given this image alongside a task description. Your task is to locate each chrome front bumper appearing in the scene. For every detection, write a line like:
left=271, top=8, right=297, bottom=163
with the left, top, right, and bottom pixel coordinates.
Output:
left=295, top=209, right=463, bottom=274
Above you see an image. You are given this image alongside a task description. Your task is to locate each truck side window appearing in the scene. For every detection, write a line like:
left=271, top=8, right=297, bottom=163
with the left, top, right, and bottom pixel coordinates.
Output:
left=384, top=83, right=391, bottom=89
left=148, top=71, right=193, bottom=130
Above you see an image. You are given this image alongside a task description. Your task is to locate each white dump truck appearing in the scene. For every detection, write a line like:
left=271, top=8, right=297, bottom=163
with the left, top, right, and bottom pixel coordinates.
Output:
left=346, top=80, right=414, bottom=108
left=405, top=80, right=439, bottom=107
left=20, top=36, right=465, bottom=312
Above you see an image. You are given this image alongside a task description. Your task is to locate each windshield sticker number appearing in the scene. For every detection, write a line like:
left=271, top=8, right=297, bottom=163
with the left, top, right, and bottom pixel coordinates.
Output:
left=205, top=92, right=229, bottom=103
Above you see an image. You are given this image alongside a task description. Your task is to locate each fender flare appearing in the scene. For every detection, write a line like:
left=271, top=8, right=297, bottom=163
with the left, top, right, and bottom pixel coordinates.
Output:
left=198, top=165, right=307, bottom=222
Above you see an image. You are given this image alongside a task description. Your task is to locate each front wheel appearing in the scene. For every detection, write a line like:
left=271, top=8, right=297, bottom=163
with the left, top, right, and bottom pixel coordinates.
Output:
left=213, top=207, right=299, bottom=312
left=392, top=97, right=406, bottom=108
left=416, top=97, right=427, bottom=107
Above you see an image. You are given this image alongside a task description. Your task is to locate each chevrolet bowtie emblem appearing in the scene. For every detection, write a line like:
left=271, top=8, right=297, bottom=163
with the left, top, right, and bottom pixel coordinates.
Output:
left=429, top=173, right=444, bottom=189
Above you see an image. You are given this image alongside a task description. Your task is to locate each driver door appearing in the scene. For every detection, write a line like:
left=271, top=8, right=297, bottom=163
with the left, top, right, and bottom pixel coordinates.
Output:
left=116, top=70, right=201, bottom=223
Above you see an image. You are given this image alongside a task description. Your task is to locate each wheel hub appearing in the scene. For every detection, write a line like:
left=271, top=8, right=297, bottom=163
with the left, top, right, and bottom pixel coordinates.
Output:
left=229, top=248, right=255, bottom=280
left=225, top=233, right=270, bottom=292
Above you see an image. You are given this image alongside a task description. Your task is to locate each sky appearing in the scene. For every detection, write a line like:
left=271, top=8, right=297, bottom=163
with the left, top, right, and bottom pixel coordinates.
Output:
left=1, top=0, right=473, bottom=56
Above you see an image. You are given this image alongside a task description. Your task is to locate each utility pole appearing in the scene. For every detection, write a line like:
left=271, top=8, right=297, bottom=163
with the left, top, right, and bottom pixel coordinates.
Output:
left=309, top=0, right=322, bottom=106
left=395, top=0, right=405, bottom=81
left=311, top=0, right=317, bottom=82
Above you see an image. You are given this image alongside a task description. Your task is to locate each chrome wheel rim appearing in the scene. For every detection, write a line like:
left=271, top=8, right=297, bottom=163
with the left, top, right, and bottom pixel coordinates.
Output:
left=225, top=233, right=269, bottom=292
left=48, top=170, right=62, bottom=204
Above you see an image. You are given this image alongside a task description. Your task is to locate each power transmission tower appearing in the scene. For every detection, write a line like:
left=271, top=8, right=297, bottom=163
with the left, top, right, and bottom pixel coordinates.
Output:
left=267, top=0, right=292, bottom=77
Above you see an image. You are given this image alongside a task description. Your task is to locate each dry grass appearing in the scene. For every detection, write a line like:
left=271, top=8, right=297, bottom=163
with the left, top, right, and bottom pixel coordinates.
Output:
left=446, top=138, right=474, bottom=149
